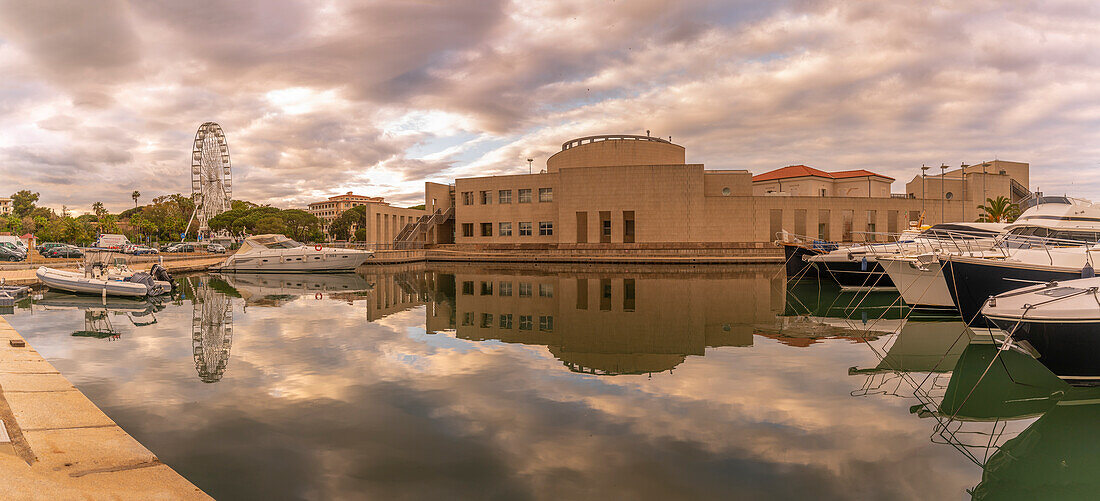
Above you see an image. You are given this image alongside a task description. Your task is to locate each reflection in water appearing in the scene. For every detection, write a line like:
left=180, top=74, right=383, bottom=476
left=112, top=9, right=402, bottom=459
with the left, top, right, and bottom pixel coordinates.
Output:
left=36, top=294, right=162, bottom=340
left=190, top=276, right=234, bottom=383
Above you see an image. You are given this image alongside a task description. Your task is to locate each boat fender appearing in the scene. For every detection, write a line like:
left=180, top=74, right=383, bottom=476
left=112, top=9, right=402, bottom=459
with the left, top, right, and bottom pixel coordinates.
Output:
left=860, top=257, right=868, bottom=271
left=315, top=244, right=323, bottom=251
left=315, top=292, right=322, bottom=300
left=1083, top=262, right=1095, bottom=278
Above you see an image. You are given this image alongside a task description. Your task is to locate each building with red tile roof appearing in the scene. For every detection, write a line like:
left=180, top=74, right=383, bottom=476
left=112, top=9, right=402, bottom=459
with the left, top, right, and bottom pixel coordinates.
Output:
left=752, top=165, right=895, bottom=197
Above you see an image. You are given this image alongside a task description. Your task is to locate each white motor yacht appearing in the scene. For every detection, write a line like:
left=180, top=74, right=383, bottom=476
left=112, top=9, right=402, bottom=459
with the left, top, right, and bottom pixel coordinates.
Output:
left=216, top=234, right=374, bottom=272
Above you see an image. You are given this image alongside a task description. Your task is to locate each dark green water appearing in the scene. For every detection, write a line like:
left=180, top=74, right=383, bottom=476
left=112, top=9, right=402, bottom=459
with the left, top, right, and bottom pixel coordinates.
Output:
left=3, top=264, right=1090, bottom=500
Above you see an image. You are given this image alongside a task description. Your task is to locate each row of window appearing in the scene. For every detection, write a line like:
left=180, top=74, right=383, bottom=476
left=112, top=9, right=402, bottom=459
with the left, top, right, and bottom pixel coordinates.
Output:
left=462, top=221, right=553, bottom=237
left=462, top=188, right=552, bottom=205
left=462, top=312, right=554, bottom=331
left=462, top=281, right=553, bottom=297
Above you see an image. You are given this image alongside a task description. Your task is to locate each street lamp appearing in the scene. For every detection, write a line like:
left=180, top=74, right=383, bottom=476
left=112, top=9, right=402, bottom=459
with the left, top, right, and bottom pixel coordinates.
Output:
left=940, top=164, right=948, bottom=223
left=921, top=164, right=930, bottom=220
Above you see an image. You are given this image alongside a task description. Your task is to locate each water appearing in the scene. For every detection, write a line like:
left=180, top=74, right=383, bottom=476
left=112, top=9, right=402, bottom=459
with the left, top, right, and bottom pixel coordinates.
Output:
left=2, top=263, right=1090, bottom=500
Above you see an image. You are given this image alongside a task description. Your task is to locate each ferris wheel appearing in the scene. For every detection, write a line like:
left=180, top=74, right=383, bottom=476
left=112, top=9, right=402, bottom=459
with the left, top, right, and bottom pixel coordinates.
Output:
left=190, top=122, right=233, bottom=235
left=191, top=277, right=234, bottom=383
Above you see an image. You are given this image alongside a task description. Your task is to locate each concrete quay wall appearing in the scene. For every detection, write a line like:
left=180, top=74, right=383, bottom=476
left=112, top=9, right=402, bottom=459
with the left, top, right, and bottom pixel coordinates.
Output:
left=0, top=317, right=209, bottom=499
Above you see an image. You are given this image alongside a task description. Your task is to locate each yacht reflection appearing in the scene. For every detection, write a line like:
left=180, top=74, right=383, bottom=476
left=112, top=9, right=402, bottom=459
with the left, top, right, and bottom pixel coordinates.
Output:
left=414, top=265, right=784, bottom=375
left=213, top=272, right=372, bottom=306
left=847, top=320, right=974, bottom=398
left=189, top=276, right=234, bottom=383
left=36, top=293, right=163, bottom=340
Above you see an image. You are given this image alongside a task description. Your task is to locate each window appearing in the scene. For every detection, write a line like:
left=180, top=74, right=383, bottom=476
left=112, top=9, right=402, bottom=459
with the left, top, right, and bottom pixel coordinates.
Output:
left=576, top=278, right=588, bottom=309
left=866, top=211, right=877, bottom=242
left=539, top=221, right=553, bottom=236
left=576, top=212, right=588, bottom=243
left=818, top=210, right=831, bottom=240
left=462, top=223, right=474, bottom=237
left=842, top=210, right=853, bottom=241
left=519, top=315, right=533, bottom=330
left=539, top=315, right=554, bottom=332
left=623, top=279, right=636, bottom=311
left=600, top=211, right=611, bottom=243
left=499, top=314, right=513, bottom=329
left=462, top=312, right=474, bottom=326
left=499, top=190, right=512, bottom=204
left=539, top=283, right=553, bottom=297
left=481, top=222, right=492, bottom=237
left=519, top=222, right=532, bottom=236
left=623, top=211, right=635, bottom=243
left=462, top=192, right=473, bottom=205
left=462, top=281, right=474, bottom=295
left=499, top=222, right=512, bottom=236
left=499, top=281, right=512, bottom=296
left=820, top=188, right=827, bottom=197
left=519, top=282, right=532, bottom=297
left=480, top=313, right=493, bottom=328
left=538, top=188, right=553, bottom=202
left=518, top=189, right=532, bottom=203
left=480, top=281, right=493, bottom=295
left=480, top=191, right=491, bottom=204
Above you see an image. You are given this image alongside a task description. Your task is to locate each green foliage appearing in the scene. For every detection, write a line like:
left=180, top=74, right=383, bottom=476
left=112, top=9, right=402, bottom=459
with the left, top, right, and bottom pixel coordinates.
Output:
left=208, top=205, right=323, bottom=242
left=329, top=205, right=366, bottom=241
left=10, top=190, right=39, bottom=217
left=1, top=215, right=22, bottom=234
left=407, top=204, right=425, bottom=210
left=977, top=196, right=1021, bottom=223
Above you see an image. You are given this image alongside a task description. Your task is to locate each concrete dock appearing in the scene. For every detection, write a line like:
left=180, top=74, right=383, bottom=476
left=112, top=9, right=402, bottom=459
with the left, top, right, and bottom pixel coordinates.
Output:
left=0, top=317, right=209, bottom=499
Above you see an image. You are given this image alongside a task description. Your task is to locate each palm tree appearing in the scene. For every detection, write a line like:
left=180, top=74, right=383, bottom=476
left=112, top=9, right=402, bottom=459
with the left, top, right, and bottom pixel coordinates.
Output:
left=977, top=196, right=1021, bottom=223
left=91, top=201, right=105, bottom=219
left=132, top=190, right=141, bottom=207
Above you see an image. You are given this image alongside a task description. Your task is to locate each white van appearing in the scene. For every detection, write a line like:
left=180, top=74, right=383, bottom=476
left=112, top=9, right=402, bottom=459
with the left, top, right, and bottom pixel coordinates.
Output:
left=94, top=234, right=131, bottom=250
left=0, top=235, right=27, bottom=253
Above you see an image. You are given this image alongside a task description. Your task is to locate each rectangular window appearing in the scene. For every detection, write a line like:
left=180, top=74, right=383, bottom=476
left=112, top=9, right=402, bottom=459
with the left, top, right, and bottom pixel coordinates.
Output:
left=600, top=211, right=611, bottom=243
left=499, top=314, right=513, bottom=329
left=461, top=281, right=473, bottom=295
left=623, top=211, right=635, bottom=243
left=480, top=313, right=493, bottom=328
left=480, top=222, right=493, bottom=237
left=538, top=188, right=553, bottom=202
left=576, top=212, right=588, bottom=243
left=462, top=223, right=473, bottom=237
left=462, top=192, right=473, bottom=205
left=769, top=209, right=783, bottom=240
left=519, top=315, right=533, bottom=330
left=794, top=209, right=807, bottom=237
left=866, top=210, right=877, bottom=242
left=499, top=281, right=512, bottom=296
left=888, top=210, right=899, bottom=239
left=518, top=189, right=532, bottom=203
left=519, top=222, right=532, bottom=236
left=462, top=312, right=474, bottom=326
left=539, top=283, right=553, bottom=297
left=539, top=315, right=554, bottom=332
left=842, top=210, right=853, bottom=241
left=600, top=278, right=612, bottom=311
left=480, top=191, right=491, bottom=205
left=623, top=279, right=635, bottom=312
left=539, top=221, right=553, bottom=236
left=498, top=190, right=512, bottom=204
left=519, top=282, right=532, bottom=297
left=480, top=281, right=493, bottom=295
left=576, top=278, right=588, bottom=309
left=818, top=210, right=831, bottom=241
left=499, top=222, right=512, bottom=236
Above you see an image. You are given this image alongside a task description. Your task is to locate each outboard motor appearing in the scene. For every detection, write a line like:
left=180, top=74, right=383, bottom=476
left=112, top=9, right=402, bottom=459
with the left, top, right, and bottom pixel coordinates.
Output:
left=125, top=272, right=159, bottom=296
left=149, top=264, right=175, bottom=291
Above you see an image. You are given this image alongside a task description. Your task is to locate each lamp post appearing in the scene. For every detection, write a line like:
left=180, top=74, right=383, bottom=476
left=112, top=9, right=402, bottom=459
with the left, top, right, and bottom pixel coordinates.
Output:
left=921, top=164, right=930, bottom=220
left=940, top=164, right=948, bottom=223
left=527, top=158, right=533, bottom=175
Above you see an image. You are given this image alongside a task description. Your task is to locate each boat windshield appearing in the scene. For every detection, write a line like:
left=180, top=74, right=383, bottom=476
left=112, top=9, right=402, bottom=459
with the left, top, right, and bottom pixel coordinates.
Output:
left=1019, top=195, right=1072, bottom=210
left=918, top=224, right=1002, bottom=240
left=266, top=239, right=303, bottom=249
left=244, top=235, right=303, bottom=250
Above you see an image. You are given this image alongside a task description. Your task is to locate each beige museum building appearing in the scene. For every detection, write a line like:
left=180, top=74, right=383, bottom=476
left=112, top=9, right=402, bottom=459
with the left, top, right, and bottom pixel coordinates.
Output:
left=398, top=134, right=1029, bottom=248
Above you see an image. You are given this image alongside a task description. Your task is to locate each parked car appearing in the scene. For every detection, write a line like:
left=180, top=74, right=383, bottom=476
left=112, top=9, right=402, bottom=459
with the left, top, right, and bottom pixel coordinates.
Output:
left=36, top=242, right=65, bottom=254
left=43, top=245, right=84, bottom=259
left=206, top=243, right=226, bottom=254
left=126, top=244, right=159, bottom=255
left=0, top=242, right=26, bottom=260
left=0, top=245, right=25, bottom=262
left=164, top=243, right=196, bottom=253
left=160, top=242, right=184, bottom=252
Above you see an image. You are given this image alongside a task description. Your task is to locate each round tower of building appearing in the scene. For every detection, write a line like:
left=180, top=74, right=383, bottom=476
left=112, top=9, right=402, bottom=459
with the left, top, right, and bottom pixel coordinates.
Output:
left=545, top=134, right=685, bottom=173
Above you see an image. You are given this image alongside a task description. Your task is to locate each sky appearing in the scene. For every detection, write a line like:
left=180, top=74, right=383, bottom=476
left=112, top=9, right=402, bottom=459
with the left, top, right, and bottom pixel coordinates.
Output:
left=3, top=0, right=1100, bottom=214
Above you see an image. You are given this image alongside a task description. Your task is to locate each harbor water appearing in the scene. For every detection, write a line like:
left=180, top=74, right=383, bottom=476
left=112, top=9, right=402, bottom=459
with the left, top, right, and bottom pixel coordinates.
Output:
left=2, top=263, right=1091, bottom=500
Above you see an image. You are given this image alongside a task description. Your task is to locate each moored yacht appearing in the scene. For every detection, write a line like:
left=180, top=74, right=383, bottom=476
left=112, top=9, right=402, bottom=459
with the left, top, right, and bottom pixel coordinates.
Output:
left=216, top=234, right=374, bottom=272
left=942, top=195, right=1100, bottom=325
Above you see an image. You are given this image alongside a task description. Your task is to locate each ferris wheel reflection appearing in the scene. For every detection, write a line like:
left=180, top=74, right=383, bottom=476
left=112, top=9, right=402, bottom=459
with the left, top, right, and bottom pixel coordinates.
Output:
left=189, top=276, right=235, bottom=383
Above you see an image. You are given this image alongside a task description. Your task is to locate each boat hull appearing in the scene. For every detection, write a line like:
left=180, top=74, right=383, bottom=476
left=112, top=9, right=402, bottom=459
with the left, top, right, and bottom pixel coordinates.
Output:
left=987, top=317, right=1100, bottom=382
left=36, top=267, right=150, bottom=297
left=814, top=259, right=895, bottom=289
left=880, top=258, right=954, bottom=309
left=219, top=249, right=373, bottom=272
left=941, top=258, right=1082, bottom=326
left=781, top=244, right=821, bottom=279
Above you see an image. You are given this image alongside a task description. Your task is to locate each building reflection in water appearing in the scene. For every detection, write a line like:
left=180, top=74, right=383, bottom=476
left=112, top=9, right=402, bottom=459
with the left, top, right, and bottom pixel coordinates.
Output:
left=190, top=276, right=234, bottom=383
left=402, top=264, right=787, bottom=376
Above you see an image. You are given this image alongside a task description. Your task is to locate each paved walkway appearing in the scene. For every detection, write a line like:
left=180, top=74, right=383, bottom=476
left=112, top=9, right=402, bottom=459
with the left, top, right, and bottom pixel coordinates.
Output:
left=0, top=317, right=209, bottom=499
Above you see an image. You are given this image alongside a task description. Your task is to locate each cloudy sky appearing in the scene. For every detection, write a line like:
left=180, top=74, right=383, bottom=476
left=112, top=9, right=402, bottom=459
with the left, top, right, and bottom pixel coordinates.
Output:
left=3, top=0, right=1100, bottom=213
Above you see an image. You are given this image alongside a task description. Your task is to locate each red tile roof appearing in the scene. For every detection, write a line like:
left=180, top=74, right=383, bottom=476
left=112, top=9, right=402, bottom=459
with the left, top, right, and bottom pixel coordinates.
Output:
left=752, top=165, right=894, bottom=182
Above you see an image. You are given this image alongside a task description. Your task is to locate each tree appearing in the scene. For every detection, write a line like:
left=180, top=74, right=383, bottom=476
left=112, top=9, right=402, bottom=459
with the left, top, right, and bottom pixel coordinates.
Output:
left=91, top=202, right=106, bottom=224
left=132, top=190, right=141, bottom=207
left=10, top=190, right=39, bottom=218
left=329, top=205, right=366, bottom=241
left=977, top=196, right=1021, bottom=223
